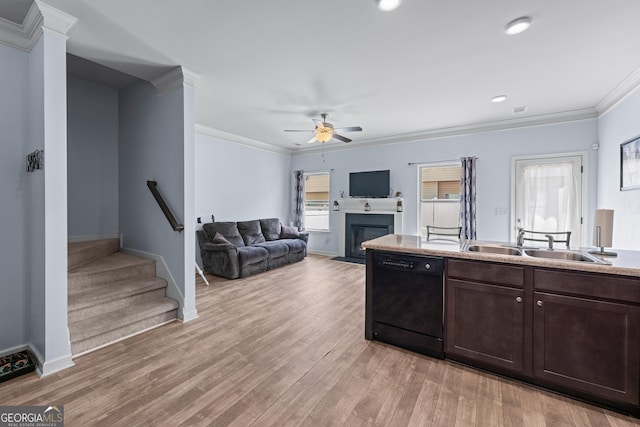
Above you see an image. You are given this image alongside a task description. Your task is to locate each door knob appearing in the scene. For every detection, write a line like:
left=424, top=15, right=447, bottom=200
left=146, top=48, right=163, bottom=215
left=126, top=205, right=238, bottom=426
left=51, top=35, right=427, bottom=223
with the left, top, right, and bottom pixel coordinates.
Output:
left=536, top=300, right=543, bottom=307
left=516, top=296, right=522, bottom=303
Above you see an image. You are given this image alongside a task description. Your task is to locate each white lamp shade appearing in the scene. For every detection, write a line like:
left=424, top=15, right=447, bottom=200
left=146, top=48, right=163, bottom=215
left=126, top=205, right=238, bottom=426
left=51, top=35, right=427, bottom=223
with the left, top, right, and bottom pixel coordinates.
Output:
left=593, top=209, right=614, bottom=247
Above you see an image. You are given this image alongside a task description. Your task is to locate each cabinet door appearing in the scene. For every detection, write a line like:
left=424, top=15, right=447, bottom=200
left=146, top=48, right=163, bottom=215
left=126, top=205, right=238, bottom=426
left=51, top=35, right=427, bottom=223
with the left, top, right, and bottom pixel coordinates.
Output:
left=533, top=292, right=640, bottom=405
left=446, top=279, right=524, bottom=373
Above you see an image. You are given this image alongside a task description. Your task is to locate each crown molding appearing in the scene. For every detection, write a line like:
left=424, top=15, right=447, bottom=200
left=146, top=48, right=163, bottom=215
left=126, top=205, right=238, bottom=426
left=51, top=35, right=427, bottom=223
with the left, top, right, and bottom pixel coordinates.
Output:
left=35, top=1, right=77, bottom=36
left=151, top=66, right=201, bottom=96
left=0, top=1, right=42, bottom=51
left=595, top=65, right=640, bottom=115
left=0, top=1, right=76, bottom=51
left=293, top=108, right=598, bottom=156
left=195, top=124, right=292, bottom=155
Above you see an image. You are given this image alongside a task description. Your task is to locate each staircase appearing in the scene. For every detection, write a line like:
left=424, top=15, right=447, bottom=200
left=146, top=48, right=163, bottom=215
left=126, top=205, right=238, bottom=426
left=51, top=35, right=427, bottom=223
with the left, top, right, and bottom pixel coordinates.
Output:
left=68, top=238, right=179, bottom=356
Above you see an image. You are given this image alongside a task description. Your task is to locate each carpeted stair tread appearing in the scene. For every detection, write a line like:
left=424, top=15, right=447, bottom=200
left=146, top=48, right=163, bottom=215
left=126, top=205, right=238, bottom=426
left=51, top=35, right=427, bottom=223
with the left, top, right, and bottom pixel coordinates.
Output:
left=71, top=311, right=177, bottom=355
left=68, top=238, right=119, bottom=271
left=68, top=252, right=156, bottom=289
left=68, top=277, right=168, bottom=310
left=69, top=296, right=179, bottom=342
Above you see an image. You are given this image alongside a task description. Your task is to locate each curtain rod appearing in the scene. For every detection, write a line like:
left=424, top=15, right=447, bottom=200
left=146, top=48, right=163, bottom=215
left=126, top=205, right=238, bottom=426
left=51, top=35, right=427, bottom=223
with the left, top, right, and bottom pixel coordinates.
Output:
left=292, top=169, right=334, bottom=174
left=408, top=157, right=478, bottom=166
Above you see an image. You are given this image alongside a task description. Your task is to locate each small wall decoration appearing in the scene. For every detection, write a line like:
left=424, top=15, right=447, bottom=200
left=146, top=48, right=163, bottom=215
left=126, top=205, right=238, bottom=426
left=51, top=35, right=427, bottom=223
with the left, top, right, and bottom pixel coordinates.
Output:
left=621, top=135, right=640, bottom=190
left=26, top=149, right=44, bottom=172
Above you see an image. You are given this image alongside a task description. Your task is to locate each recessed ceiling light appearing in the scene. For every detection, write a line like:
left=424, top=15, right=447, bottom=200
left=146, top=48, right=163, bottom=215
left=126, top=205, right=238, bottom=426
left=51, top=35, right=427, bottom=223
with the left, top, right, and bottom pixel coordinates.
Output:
left=376, top=0, right=402, bottom=12
left=491, top=95, right=507, bottom=103
left=505, top=16, right=532, bottom=35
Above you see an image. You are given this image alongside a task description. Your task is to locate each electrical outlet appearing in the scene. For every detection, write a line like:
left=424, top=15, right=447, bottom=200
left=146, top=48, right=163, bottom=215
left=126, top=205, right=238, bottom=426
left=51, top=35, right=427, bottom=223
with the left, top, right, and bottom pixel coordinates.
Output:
left=495, top=208, right=508, bottom=216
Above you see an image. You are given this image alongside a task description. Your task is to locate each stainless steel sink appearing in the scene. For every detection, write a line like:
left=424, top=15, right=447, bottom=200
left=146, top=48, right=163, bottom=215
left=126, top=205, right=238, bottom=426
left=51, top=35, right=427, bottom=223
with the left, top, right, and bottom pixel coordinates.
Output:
left=523, top=249, right=609, bottom=264
left=465, top=244, right=523, bottom=256
left=462, top=243, right=610, bottom=264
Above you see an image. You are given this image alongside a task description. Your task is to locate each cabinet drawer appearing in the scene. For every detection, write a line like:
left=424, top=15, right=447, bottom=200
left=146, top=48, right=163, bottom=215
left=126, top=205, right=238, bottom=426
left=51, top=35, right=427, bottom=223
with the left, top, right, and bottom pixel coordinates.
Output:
left=534, top=269, right=640, bottom=303
left=448, top=259, right=524, bottom=288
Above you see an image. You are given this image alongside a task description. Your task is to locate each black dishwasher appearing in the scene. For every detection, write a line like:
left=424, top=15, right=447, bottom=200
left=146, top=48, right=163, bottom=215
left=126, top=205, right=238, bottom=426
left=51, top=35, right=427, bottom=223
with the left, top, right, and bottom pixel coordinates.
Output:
left=368, top=251, right=444, bottom=358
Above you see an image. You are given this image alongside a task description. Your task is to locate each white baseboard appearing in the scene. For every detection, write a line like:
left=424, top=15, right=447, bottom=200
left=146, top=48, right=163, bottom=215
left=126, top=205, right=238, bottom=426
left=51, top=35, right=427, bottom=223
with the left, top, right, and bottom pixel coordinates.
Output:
left=67, top=233, right=120, bottom=243
left=120, top=247, right=187, bottom=320
left=29, top=344, right=74, bottom=377
left=308, top=250, right=338, bottom=257
left=0, top=343, right=31, bottom=358
left=179, top=309, right=199, bottom=323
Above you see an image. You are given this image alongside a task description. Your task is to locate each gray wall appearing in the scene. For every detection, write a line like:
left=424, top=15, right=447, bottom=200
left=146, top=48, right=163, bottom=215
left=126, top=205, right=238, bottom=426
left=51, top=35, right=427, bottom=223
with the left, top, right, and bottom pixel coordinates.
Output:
left=119, top=79, right=195, bottom=320
left=67, top=75, right=119, bottom=238
left=0, top=44, right=29, bottom=353
left=194, top=132, right=291, bottom=223
left=291, top=119, right=598, bottom=255
left=597, top=87, right=640, bottom=250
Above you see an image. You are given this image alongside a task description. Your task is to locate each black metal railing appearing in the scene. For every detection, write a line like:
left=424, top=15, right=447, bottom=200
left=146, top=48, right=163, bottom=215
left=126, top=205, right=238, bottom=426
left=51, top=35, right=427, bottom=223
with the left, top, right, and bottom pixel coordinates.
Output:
left=146, top=180, right=184, bottom=232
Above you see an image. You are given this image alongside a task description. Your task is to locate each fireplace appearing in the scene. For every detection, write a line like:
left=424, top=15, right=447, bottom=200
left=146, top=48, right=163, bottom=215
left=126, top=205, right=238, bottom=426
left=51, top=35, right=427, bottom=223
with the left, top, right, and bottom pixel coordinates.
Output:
left=345, top=213, right=394, bottom=259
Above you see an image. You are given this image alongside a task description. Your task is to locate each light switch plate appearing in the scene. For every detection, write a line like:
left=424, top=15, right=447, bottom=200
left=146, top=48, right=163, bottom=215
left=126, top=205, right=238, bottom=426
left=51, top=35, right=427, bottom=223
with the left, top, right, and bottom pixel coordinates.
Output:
left=495, top=208, right=508, bottom=215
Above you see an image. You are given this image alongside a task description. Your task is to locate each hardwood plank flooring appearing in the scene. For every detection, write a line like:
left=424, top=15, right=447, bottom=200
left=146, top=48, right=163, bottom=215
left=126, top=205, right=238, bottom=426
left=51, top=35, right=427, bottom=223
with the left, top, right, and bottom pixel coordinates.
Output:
left=1, top=254, right=639, bottom=426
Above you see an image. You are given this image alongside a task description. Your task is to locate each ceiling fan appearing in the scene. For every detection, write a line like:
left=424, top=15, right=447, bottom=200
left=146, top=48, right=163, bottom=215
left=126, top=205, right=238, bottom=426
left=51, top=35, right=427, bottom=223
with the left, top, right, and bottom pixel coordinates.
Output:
left=284, top=113, right=362, bottom=144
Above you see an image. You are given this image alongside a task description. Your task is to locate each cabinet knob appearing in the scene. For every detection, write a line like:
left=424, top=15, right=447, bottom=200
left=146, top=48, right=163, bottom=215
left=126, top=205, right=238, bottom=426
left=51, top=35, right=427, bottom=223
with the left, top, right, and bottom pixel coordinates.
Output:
left=536, top=300, right=543, bottom=307
left=515, top=296, right=522, bottom=303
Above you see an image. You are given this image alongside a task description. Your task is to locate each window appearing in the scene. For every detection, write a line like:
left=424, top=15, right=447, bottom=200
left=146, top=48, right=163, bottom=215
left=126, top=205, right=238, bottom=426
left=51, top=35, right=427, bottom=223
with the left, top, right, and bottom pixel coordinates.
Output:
left=419, top=164, right=461, bottom=238
left=512, top=154, right=585, bottom=246
left=304, top=172, right=330, bottom=231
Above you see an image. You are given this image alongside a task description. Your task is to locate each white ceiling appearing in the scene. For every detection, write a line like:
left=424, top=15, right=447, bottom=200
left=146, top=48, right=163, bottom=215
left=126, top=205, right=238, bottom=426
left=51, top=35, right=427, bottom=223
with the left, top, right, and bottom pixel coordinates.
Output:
left=6, top=1, right=640, bottom=152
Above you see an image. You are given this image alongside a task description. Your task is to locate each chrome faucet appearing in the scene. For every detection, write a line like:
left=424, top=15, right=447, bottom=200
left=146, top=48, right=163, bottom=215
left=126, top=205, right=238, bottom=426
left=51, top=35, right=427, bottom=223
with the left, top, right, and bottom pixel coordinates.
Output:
left=544, top=234, right=555, bottom=250
left=516, top=228, right=525, bottom=247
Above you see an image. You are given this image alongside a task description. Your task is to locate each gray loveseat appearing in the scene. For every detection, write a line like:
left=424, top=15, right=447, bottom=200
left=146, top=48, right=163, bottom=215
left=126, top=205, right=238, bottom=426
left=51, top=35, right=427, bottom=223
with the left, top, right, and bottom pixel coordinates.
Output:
left=197, top=218, right=309, bottom=279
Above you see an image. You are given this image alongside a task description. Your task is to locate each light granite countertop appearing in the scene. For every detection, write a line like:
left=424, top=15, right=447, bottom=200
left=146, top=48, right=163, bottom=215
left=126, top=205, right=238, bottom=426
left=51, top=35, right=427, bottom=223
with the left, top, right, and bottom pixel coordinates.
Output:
left=361, top=234, right=640, bottom=278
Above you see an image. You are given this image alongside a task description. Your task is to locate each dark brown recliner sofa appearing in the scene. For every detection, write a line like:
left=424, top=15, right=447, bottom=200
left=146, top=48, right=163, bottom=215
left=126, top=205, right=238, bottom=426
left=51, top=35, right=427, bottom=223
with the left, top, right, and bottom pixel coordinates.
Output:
left=197, top=218, right=309, bottom=279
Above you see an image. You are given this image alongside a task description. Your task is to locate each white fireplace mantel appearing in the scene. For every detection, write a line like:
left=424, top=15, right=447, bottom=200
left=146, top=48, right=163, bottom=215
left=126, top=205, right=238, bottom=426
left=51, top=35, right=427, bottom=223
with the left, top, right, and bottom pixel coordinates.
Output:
left=337, top=198, right=403, bottom=257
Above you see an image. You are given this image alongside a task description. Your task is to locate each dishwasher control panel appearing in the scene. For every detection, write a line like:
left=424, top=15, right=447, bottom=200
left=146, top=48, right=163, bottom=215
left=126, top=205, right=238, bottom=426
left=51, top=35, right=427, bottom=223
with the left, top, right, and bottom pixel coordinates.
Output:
left=374, top=253, right=443, bottom=275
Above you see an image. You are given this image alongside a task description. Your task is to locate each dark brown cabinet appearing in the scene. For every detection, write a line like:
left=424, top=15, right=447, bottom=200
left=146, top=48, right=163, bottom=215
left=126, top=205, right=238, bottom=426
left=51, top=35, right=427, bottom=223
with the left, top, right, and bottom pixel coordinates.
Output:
left=446, top=279, right=524, bottom=372
left=445, top=259, right=640, bottom=411
left=533, top=271, right=640, bottom=405
left=446, top=259, right=525, bottom=373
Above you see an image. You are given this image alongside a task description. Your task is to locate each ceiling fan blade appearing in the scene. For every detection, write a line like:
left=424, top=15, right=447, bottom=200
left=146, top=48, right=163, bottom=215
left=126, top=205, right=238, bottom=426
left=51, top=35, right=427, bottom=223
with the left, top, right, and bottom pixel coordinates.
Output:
left=312, top=118, right=323, bottom=126
left=333, top=126, right=362, bottom=132
left=333, top=134, right=352, bottom=143
left=284, top=129, right=314, bottom=132
left=306, top=135, right=318, bottom=144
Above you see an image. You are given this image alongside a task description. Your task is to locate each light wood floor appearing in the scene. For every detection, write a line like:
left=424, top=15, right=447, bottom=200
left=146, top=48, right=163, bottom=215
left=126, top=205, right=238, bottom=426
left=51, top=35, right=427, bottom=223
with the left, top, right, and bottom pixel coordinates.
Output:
left=2, top=254, right=639, bottom=426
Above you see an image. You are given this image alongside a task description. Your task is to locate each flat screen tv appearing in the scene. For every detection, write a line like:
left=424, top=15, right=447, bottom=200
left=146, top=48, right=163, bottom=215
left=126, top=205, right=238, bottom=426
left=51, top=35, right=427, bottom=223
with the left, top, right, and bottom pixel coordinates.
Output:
left=349, top=170, right=390, bottom=198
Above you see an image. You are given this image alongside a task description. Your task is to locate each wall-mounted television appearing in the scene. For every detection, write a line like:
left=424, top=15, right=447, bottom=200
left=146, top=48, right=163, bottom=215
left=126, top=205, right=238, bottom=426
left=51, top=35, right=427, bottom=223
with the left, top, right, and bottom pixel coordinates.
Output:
left=349, top=170, right=390, bottom=198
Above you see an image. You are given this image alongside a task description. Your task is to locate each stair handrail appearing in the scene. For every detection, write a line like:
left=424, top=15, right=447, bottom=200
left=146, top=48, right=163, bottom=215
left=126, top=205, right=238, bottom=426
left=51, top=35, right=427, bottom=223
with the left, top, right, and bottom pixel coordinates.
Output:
left=146, top=180, right=184, bottom=232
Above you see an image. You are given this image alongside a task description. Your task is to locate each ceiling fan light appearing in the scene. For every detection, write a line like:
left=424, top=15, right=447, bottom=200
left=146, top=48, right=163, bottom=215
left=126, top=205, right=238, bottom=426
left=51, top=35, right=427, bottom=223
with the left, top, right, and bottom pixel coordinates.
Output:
left=316, top=131, right=333, bottom=143
left=377, top=0, right=402, bottom=12
left=505, top=16, right=531, bottom=35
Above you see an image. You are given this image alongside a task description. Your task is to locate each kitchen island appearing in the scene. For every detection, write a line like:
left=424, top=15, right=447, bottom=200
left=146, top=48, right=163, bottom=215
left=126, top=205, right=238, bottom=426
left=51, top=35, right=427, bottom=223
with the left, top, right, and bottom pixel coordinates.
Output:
left=362, top=234, right=640, bottom=416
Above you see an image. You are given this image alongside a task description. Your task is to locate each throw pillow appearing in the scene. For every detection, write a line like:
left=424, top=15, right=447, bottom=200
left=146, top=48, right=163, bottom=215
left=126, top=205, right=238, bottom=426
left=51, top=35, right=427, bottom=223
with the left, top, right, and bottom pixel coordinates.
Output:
left=280, top=225, right=300, bottom=239
left=237, top=220, right=266, bottom=245
left=260, top=218, right=281, bottom=241
left=212, top=232, right=231, bottom=245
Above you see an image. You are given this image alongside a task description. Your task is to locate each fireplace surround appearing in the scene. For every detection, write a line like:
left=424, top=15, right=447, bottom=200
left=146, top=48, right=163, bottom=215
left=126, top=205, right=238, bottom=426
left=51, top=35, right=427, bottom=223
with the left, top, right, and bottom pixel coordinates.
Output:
left=337, top=198, right=403, bottom=257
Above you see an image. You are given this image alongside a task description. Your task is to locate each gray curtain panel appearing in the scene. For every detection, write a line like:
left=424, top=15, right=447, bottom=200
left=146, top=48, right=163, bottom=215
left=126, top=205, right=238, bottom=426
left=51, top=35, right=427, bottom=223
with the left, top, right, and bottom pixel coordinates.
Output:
left=459, top=157, right=477, bottom=240
left=293, top=170, right=305, bottom=231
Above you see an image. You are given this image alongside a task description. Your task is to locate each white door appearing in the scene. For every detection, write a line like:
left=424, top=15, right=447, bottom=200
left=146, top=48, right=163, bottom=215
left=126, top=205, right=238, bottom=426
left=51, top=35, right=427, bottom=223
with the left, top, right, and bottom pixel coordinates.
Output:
left=513, top=154, right=584, bottom=246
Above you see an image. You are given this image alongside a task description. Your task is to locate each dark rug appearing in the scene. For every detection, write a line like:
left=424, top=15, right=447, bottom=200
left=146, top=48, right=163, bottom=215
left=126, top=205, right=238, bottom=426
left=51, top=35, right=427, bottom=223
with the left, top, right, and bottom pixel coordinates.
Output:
left=330, top=256, right=366, bottom=265
left=0, top=349, right=36, bottom=383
